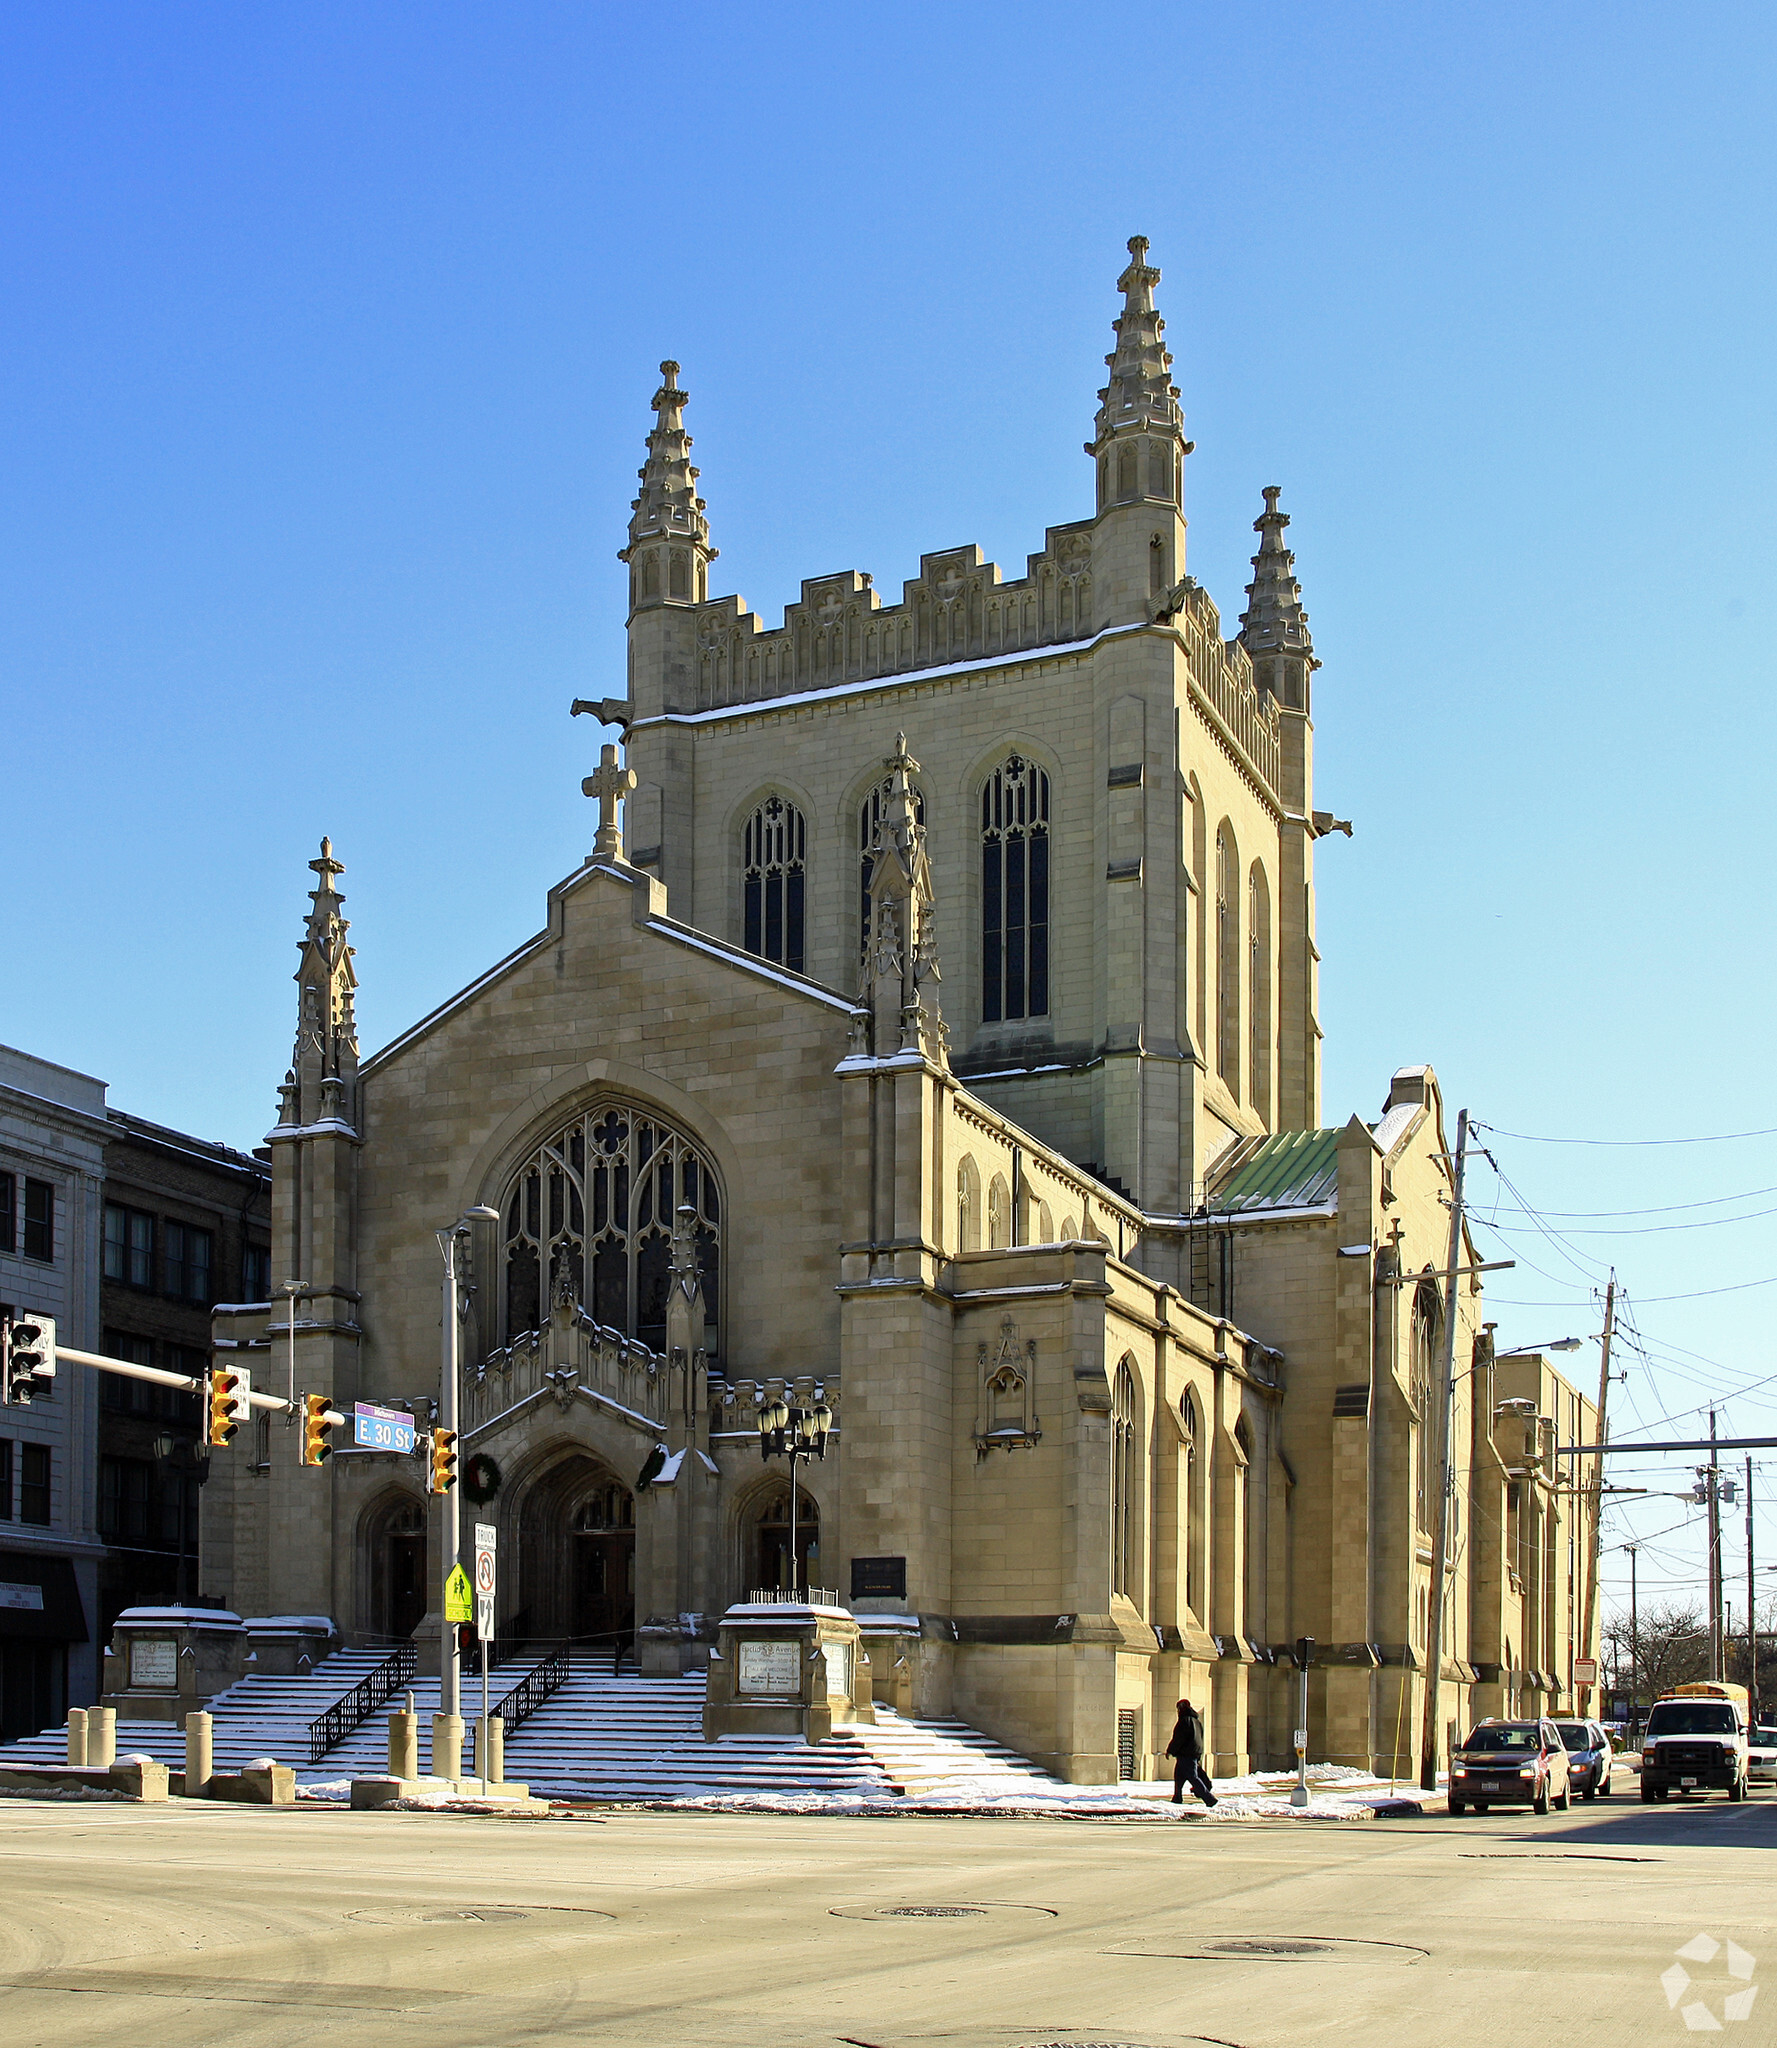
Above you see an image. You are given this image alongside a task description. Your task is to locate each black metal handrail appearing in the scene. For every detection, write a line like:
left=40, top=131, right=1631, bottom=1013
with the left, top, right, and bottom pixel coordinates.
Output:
left=307, top=1640, right=417, bottom=1764
left=494, top=1646, right=570, bottom=1735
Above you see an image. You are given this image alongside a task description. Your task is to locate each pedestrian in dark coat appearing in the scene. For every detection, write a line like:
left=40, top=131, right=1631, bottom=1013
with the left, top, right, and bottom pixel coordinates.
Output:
left=1165, top=1698, right=1217, bottom=1807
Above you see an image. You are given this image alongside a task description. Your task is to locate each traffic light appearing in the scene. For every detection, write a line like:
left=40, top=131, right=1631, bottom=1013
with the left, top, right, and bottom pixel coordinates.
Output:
left=208, top=1365, right=251, bottom=1446
left=4, top=1312, right=55, bottom=1405
left=302, top=1392, right=334, bottom=1466
left=429, top=1427, right=458, bottom=1495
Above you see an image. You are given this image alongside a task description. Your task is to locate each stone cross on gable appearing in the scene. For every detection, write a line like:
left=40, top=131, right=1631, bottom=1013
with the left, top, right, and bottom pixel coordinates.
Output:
left=582, top=743, right=637, bottom=860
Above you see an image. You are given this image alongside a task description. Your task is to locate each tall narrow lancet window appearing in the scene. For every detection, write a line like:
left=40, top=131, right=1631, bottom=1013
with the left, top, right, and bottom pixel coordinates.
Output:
left=1215, top=826, right=1239, bottom=1096
left=501, top=1103, right=723, bottom=1357
left=981, top=755, right=1050, bottom=1022
left=1248, top=863, right=1272, bottom=1125
left=1411, top=1283, right=1441, bottom=1535
left=859, top=774, right=925, bottom=962
left=1111, top=1362, right=1138, bottom=1599
left=742, top=797, right=806, bottom=972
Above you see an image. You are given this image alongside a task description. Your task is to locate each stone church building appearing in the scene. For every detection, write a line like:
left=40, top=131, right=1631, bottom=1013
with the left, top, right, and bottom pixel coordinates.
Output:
left=203, top=240, right=1597, bottom=1782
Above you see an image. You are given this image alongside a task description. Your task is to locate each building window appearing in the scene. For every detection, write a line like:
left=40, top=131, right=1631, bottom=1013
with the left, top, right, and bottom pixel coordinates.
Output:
left=1412, top=1283, right=1441, bottom=1535
left=19, top=1443, right=49, bottom=1525
left=242, top=1243, right=271, bottom=1302
left=502, top=1101, right=723, bottom=1356
left=859, top=774, right=925, bottom=961
left=164, top=1222, right=214, bottom=1305
left=0, top=1439, right=11, bottom=1520
left=742, top=797, right=806, bottom=972
left=22, top=1180, right=54, bottom=1263
left=1182, top=1391, right=1204, bottom=1620
left=0, top=1173, right=13, bottom=1253
left=1215, top=827, right=1239, bottom=1095
left=1248, top=863, right=1271, bottom=1124
left=1111, top=1362, right=1138, bottom=1599
left=104, top=1205, right=155, bottom=1289
left=981, top=754, right=1050, bottom=1022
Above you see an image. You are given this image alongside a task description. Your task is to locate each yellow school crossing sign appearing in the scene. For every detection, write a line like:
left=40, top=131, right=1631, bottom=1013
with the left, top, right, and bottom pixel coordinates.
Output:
left=444, top=1563, right=473, bottom=1623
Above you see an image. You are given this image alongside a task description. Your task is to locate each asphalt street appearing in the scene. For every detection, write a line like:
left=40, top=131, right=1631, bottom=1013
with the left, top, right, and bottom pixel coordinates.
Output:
left=0, top=1782, right=1768, bottom=2048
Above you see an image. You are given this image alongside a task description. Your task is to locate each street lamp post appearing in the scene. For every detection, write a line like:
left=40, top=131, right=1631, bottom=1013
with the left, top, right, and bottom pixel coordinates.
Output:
left=437, top=1208, right=500, bottom=1730
left=757, top=1394, right=832, bottom=1596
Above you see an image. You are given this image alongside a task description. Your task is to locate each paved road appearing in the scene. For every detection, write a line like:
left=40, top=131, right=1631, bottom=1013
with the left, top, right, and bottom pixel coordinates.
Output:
left=0, top=1785, right=1768, bottom=2047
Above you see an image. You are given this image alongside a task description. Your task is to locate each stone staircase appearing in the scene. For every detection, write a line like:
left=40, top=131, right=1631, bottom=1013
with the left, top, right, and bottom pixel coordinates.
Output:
left=0, top=1641, right=1064, bottom=1804
left=0, top=1645, right=403, bottom=1775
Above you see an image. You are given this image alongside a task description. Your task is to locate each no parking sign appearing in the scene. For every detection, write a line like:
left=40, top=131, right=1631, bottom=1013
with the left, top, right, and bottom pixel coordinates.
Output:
left=473, top=1523, right=496, bottom=1643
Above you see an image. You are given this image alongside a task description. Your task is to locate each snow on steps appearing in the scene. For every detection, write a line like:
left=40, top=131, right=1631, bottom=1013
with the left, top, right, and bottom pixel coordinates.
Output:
left=0, top=1641, right=1063, bottom=1805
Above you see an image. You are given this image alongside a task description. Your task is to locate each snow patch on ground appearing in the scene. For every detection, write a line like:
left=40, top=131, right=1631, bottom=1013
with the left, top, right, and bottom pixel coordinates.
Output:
left=0, top=1783, right=130, bottom=1802
left=295, top=1779, right=353, bottom=1802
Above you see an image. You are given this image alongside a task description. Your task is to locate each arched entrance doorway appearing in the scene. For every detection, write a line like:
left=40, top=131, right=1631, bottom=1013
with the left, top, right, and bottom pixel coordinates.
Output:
left=364, top=1494, right=428, bottom=1642
left=752, top=1483, right=819, bottom=1594
left=571, top=1479, right=635, bottom=1637
left=517, top=1452, right=636, bottom=1643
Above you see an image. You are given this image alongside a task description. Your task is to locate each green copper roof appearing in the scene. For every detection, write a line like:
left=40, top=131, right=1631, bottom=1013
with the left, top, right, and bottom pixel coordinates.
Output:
left=1203, top=1128, right=1342, bottom=1214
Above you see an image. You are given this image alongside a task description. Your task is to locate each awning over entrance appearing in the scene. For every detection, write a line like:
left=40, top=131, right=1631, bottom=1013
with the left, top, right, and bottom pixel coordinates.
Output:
left=0, top=1550, right=90, bottom=1643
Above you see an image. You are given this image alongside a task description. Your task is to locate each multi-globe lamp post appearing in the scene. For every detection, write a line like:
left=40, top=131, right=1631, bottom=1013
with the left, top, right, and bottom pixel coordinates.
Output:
left=757, top=1393, right=832, bottom=1598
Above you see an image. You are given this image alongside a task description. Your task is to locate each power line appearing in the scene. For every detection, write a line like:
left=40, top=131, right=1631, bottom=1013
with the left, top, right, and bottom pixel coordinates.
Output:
left=1486, top=1183, right=1777, bottom=1221
left=1474, top=1119, right=1777, bottom=1148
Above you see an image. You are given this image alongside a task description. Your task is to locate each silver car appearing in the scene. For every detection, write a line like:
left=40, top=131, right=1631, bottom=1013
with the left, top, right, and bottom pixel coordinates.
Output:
left=1554, top=1718, right=1614, bottom=1800
left=1749, top=1725, right=1777, bottom=1786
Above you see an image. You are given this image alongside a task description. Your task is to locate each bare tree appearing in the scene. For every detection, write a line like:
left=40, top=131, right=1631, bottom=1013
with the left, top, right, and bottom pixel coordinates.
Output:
left=1604, top=1602, right=1708, bottom=1711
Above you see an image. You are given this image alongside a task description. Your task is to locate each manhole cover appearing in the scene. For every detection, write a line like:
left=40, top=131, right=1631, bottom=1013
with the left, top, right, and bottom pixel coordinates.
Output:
left=831, top=1902, right=1059, bottom=1924
left=1104, top=1933, right=1425, bottom=1966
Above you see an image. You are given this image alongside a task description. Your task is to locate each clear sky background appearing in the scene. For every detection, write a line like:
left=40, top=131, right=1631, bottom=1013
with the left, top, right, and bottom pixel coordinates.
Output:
left=4, top=4, right=1775, bottom=1639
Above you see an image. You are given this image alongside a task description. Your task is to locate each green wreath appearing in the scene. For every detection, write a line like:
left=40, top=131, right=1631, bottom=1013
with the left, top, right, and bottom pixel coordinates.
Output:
left=464, top=1452, right=502, bottom=1506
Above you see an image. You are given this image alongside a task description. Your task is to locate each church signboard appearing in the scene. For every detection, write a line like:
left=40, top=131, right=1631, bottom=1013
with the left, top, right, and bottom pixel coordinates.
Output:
left=737, top=1640, right=800, bottom=1695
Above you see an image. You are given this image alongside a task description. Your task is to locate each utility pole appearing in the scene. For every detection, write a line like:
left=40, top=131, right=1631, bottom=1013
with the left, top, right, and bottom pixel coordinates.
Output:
left=1708, top=1409, right=1724, bottom=1682
left=1419, top=1108, right=1469, bottom=1792
left=1576, top=1276, right=1615, bottom=1718
left=1747, top=1456, right=1758, bottom=1725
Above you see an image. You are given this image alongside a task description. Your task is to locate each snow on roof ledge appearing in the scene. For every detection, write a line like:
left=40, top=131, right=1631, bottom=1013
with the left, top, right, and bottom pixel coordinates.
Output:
left=114, top=1606, right=244, bottom=1630
left=240, top=1614, right=337, bottom=1635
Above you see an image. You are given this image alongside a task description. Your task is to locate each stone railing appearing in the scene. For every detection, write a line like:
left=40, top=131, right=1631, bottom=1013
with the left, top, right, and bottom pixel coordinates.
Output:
left=468, top=1296, right=674, bottom=1438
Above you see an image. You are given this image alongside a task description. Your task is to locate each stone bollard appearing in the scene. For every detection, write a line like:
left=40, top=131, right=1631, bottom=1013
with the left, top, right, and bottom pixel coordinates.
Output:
left=431, top=1712, right=464, bottom=1782
left=185, top=1711, right=213, bottom=1796
left=474, top=1715, right=504, bottom=1786
left=66, top=1708, right=87, bottom=1766
left=85, top=1707, right=117, bottom=1770
left=388, top=1702, right=419, bottom=1782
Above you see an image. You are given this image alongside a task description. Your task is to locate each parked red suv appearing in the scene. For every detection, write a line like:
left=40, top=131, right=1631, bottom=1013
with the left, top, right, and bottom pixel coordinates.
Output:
left=1448, top=1719, right=1572, bottom=1815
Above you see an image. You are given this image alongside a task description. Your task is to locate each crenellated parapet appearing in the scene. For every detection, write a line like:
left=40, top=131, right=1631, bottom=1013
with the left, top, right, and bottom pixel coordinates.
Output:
left=678, top=528, right=1097, bottom=713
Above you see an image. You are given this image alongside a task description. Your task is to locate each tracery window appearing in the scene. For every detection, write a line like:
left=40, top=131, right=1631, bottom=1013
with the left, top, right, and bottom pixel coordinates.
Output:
left=742, top=796, right=806, bottom=972
left=859, top=775, right=925, bottom=961
left=981, top=754, right=1050, bottom=1022
left=1182, top=1391, right=1204, bottom=1619
left=1111, top=1362, right=1138, bottom=1599
left=502, top=1103, right=722, bottom=1355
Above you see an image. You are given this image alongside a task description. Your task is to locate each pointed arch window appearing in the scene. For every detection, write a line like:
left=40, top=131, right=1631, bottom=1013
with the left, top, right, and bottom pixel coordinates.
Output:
left=1182, top=1391, right=1205, bottom=1621
left=981, top=754, right=1050, bottom=1023
left=859, top=774, right=925, bottom=962
left=501, top=1102, right=722, bottom=1356
left=1112, top=1361, right=1138, bottom=1599
left=1411, top=1282, right=1441, bottom=1535
left=743, top=797, right=806, bottom=972
left=1248, top=863, right=1272, bottom=1124
left=1215, top=826, right=1239, bottom=1095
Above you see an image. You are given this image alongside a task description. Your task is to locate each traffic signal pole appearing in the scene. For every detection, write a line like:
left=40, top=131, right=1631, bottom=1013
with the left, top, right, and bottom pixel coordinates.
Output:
left=437, top=1226, right=464, bottom=1725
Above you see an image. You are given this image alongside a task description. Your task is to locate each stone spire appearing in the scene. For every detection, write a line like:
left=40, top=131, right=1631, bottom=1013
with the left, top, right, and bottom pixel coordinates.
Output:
left=619, top=360, right=718, bottom=614
left=1238, top=486, right=1318, bottom=710
left=1086, top=236, right=1190, bottom=508
left=860, top=734, right=947, bottom=1066
left=284, top=836, right=359, bottom=1132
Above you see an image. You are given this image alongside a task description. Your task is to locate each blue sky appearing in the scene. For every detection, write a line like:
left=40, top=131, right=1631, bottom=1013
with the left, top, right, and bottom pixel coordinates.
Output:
left=4, top=4, right=1775, bottom=1630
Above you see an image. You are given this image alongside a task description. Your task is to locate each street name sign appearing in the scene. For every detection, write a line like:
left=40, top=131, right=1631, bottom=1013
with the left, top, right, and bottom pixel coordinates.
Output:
left=353, top=1402, right=416, bottom=1454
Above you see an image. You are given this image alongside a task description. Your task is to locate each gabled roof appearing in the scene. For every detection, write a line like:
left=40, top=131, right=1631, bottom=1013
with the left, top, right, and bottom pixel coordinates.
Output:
left=1203, top=1128, right=1342, bottom=1214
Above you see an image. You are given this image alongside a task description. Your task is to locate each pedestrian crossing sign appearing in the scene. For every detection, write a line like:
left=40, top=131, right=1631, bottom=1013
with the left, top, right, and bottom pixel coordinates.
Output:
left=444, top=1564, right=473, bottom=1623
